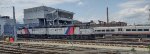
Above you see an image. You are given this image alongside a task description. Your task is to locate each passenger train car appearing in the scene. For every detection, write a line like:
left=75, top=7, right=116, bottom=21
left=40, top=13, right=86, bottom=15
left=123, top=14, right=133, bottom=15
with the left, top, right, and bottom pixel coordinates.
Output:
left=94, top=26, right=150, bottom=38
left=17, top=26, right=150, bottom=40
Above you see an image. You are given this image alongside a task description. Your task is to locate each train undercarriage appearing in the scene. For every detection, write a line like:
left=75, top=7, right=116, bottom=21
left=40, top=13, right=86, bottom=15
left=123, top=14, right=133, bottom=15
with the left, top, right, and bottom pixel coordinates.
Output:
left=17, top=34, right=150, bottom=40
left=17, top=34, right=95, bottom=40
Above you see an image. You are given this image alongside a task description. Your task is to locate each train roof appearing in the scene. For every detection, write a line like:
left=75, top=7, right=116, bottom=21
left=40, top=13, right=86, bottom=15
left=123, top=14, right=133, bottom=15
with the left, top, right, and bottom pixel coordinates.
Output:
left=94, top=26, right=150, bottom=29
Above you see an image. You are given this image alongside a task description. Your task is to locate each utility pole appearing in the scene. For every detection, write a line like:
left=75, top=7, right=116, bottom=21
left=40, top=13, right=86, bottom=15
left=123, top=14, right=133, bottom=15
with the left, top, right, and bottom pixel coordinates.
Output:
left=13, top=6, right=17, bottom=42
left=148, top=9, right=150, bottom=24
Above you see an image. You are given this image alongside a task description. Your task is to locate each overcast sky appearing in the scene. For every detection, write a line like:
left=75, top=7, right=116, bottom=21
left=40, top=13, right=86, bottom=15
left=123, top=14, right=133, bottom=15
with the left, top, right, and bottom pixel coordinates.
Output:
left=0, top=0, right=149, bottom=25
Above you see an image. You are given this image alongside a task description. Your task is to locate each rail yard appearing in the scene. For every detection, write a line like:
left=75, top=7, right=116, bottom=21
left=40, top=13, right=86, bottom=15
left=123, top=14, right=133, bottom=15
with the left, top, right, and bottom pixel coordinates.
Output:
left=0, top=0, right=150, bottom=53
left=0, top=37, right=150, bottom=54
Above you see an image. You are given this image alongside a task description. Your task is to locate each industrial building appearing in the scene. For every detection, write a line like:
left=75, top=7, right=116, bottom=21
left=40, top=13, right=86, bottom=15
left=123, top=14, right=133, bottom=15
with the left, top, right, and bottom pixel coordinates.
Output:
left=74, top=20, right=127, bottom=29
left=0, top=15, right=15, bottom=37
left=24, top=6, right=74, bottom=27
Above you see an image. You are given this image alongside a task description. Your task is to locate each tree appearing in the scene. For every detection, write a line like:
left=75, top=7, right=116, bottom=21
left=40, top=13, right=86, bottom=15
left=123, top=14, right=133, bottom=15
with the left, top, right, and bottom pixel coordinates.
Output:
left=147, top=45, right=150, bottom=54
left=131, top=48, right=136, bottom=54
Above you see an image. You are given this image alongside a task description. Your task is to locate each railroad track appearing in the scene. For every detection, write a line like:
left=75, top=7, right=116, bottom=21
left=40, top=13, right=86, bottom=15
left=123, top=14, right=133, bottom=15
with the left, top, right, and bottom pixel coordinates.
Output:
left=17, top=39, right=149, bottom=48
left=0, top=43, right=124, bottom=54
left=0, top=44, right=69, bottom=54
left=0, top=38, right=149, bottom=52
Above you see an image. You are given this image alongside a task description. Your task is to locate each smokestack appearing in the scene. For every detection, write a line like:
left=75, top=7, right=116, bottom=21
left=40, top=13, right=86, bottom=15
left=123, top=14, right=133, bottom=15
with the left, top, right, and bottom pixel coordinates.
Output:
left=13, top=6, right=17, bottom=41
left=107, top=7, right=109, bottom=23
left=106, top=0, right=109, bottom=24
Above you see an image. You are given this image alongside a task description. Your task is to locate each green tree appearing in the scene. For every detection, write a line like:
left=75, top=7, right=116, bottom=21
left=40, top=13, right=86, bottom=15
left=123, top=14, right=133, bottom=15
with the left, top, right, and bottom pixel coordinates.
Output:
left=131, top=48, right=136, bottom=54
left=147, top=45, right=150, bottom=54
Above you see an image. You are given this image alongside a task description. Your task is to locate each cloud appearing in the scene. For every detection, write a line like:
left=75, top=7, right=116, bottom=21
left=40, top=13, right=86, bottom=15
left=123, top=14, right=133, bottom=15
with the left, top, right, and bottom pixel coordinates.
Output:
left=119, top=0, right=147, bottom=8
left=0, top=0, right=80, bottom=23
left=112, top=0, right=150, bottom=24
left=77, top=1, right=84, bottom=5
left=0, top=0, right=80, bottom=6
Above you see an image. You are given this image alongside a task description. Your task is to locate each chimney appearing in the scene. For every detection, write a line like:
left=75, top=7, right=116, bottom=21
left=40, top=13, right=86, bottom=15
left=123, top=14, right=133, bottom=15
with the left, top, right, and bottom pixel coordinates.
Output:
left=107, top=7, right=109, bottom=23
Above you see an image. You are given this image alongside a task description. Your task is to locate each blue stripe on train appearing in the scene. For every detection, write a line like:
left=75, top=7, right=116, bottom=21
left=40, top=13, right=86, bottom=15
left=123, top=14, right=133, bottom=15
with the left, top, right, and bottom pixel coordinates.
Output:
left=65, top=26, right=71, bottom=35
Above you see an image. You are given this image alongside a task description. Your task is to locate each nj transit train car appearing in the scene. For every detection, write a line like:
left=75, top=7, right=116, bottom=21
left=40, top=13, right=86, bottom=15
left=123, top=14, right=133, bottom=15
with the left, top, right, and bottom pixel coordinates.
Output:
left=93, top=26, right=150, bottom=38
left=17, top=26, right=95, bottom=40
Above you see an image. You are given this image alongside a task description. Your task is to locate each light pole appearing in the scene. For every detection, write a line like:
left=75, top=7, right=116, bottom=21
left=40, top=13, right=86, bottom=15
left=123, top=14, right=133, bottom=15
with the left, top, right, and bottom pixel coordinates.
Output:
left=70, top=20, right=75, bottom=54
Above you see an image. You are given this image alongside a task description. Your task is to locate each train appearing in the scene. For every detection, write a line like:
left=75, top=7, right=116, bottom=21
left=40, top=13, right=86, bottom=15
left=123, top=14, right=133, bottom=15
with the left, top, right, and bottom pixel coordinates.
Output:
left=17, top=26, right=150, bottom=40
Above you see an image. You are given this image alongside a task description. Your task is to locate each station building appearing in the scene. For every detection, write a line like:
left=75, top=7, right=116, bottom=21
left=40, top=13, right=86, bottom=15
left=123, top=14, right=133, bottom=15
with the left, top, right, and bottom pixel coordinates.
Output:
left=24, top=6, right=74, bottom=27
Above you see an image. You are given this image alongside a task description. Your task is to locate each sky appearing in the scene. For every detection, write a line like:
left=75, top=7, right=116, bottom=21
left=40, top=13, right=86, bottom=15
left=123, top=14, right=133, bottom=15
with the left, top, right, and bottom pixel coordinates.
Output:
left=0, top=0, right=149, bottom=25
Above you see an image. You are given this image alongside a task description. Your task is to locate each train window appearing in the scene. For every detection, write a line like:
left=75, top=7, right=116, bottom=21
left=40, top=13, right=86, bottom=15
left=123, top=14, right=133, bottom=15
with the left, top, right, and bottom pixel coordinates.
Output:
left=32, top=29, right=36, bottom=31
left=138, top=29, right=143, bottom=31
left=106, top=29, right=110, bottom=32
left=111, top=29, right=115, bottom=32
left=144, top=29, right=149, bottom=31
left=102, top=30, right=105, bottom=32
left=132, top=29, right=136, bottom=31
left=118, top=28, right=122, bottom=31
left=126, top=29, right=131, bottom=31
